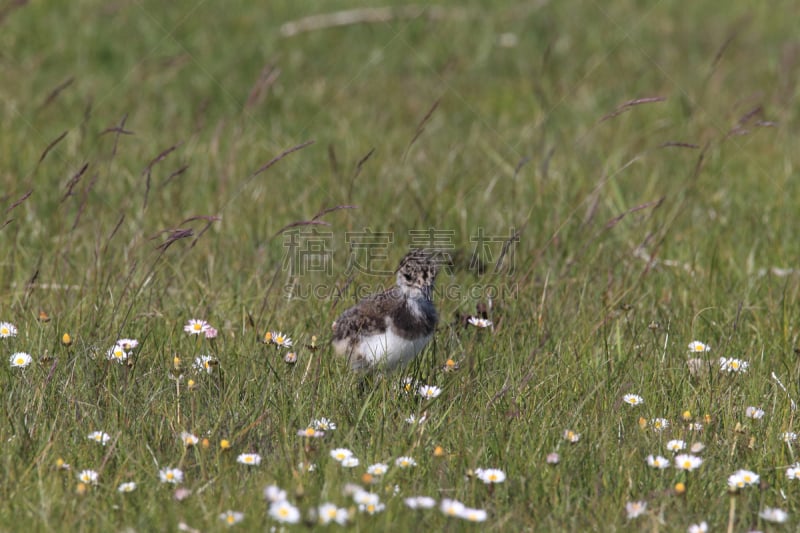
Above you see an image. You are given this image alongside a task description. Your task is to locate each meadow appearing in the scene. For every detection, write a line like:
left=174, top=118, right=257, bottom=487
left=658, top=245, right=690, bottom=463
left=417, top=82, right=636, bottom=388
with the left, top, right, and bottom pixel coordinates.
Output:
left=1, top=0, right=800, bottom=531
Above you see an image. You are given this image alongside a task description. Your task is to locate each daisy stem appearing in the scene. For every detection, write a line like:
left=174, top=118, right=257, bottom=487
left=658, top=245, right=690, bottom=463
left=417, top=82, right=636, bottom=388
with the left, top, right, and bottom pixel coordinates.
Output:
left=176, top=378, right=181, bottom=426
left=726, top=494, right=735, bottom=533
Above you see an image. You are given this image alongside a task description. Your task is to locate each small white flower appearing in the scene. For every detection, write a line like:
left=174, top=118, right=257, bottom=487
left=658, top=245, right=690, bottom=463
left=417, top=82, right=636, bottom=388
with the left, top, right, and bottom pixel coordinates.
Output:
left=405, top=496, right=436, bottom=509
left=688, top=341, right=710, bottom=352
left=440, top=498, right=466, bottom=517
left=312, top=417, right=336, bottom=431
left=666, top=440, right=686, bottom=452
left=646, top=455, right=670, bottom=469
left=193, top=355, right=216, bottom=374
left=719, top=357, right=749, bottom=373
left=782, top=431, right=798, bottom=443
left=476, top=468, right=506, bottom=484
left=759, top=507, right=788, bottom=523
left=626, top=500, right=647, bottom=519
left=623, top=394, right=644, bottom=406
left=271, top=331, right=293, bottom=348
left=786, top=463, right=800, bottom=480
left=88, top=431, right=111, bottom=445
left=106, top=345, right=129, bottom=363
left=651, top=418, right=669, bottom=432
left=263, top=485, right=287, bottom=502
left=460, top=507, right=488, bottom=522
left=728, top=469, right=759, bottom=490
left=317, top=503, right=347, bottom=525
left=405, top=413, right=427, bottom=425
left=546, top=452, right=560, bottom=464
left=159, top=467, right=183, bottom=484
left=219, top=510, right=244, bottom=526
left=467, top=317, right=493, bottom=328
left=418, top=384, right=442, bottom=399
left=674, top=454, right=703, bottom=471
left=745, top=406, right=765, bottom=419
left=181, top=431, right=199, bottom=447
left=395, top=456, right=417, bottom=468
left=184, top=319, right=211, bottom=335
left=330, top=448, right=354, bottom=462
left=269, top=500, right=300, bottom=524
left=341, top=456, right=360, bottom=468
left=115, top=338, right=139, bottom=350
left=117, top=481, right=137, bottom=493
left=77, top=469, right=99, bottom=485
left=563, top=429, right=581, bottom=443
left=687, top=521, right=708, bottom=533
left=236, top=453, right=261, bottom=466
left=0, top=322, right=18, bottom=338
left=367, top=463, right=389, bottom=476
left=353, top=490, right=380, bottom=506
left=297, top=427, right=325, bottom=438
left=9, top=352, right=32, bottom=368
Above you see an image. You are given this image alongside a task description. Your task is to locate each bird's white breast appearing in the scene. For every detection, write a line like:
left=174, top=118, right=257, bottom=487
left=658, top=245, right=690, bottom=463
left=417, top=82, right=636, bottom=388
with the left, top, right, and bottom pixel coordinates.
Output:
left=357, top=327, right=432, bottom=371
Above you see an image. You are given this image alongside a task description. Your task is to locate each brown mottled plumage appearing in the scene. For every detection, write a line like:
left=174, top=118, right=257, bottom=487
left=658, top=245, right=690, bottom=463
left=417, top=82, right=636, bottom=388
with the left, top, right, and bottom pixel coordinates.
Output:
left=332, top=249, right=439, bottom=371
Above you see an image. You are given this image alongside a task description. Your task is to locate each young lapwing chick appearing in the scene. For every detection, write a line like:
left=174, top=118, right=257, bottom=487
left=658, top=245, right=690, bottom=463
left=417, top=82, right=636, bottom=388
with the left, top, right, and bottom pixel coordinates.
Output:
left=332, top=249, right=439, bottom=371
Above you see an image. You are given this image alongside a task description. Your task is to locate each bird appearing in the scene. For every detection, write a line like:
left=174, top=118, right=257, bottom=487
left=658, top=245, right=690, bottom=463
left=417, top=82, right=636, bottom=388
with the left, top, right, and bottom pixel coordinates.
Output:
left=332, top=249, right=439, bottom=372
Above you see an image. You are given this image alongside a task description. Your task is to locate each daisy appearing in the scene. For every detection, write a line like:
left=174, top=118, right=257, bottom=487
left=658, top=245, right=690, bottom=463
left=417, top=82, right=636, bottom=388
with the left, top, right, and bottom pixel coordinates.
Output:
left=666, top=439, right=686, bottom=452
left=0, top=322, right=17, bottom=338
left=690, top=442, right=706, bottom=453
left=675, top=454, right=703, bottom=471
left=400, top=377, right=418, bottom=394
left=786, top=463, right=800, bottom=480
left=353, top=490, right=380, bottom=507
left=318, top=503, right=347, bottom=525
left=745, top=406, right=765, bottom=419
left=688, top=521, right=708, bottom=533
left=330, top=448, right=354, bottom=462
left=263, top=485, right=287, bottom=502
left=405, top=413, right=427, bottom=425
left=193, top=355, right=216, bottom=374
left=418, top=384, right=442, bottom=399
left=460, top=507, right=488, bottom=522
left=219, top=510, right=244, bottom=526
left=759, top=507, right=788, bottom=523
left=476, top=468, right=506, bottom=484
left=87, top=431, right=111, bottom=445
left=651, top=418, right=669, bottom=432
left=405, top=496, right=436, bottom=509
left=688, top=341, right=710, bottom=352
left=237, top=453, right=261, bottom=466
left=271, top=331, right=292, bottom=348
left=184, top=319, right=210, bottom=335
left=719, top=357, right=749, bottom=373
left=781, top=431, right=798, bottom=443
left=626, top=501, right=647, bottom=519
left=341, top=457, right=360, bottom=468
left=563, top=429, right=581, bottom=443
left=367, top=463, right=389, bottom=476
left=181, top=432, right=199, bottom=447
left=312, top=417, right=336, bottom=431
left=159, top=467, right=184, bottom=484
left=284, top=352, right=297, bottom=364
left=728, top=469, right=759, bottom=489
left=467, top=317, right=493, bottom=328
left=297, top=427, right=324, bottom=438
left=9, top=352, right=32, bottom=368
left=106, top=345, right=129, bottom=363
left=359, top=501, right=385, bottom=515
left=77, top=469, right=99, bottom=485
left=204, top=327, right=218, bottom=339
left=395, top=456, right=417, bottom=468
left=687, top=422, right=704, bottom=431
left=269, top=500, right=300, bottom=524
left=441, top=498, right=467, bottom=517
left=546, top=452, right=560, bottom=464
left=646, top=455, right=670, bottom=469
left=116, top=338, right=138, bottom=350
left=117, top=481, right=136, bottom=493
left=623, top=394, right=644, bottom=406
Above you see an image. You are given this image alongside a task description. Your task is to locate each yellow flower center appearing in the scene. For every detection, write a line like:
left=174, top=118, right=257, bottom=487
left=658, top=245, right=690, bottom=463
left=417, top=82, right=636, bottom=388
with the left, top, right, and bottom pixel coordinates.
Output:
left=15, top=357, right=24, bottom=365
left=226, top=515, right=235, bottom=524
left=1, top=327, right=8, bottom=335
left=166, top=472, right=174, bottom=480
left=278, top=508, right=289, bottom=518
left=193, top=323, right=202, bottom=331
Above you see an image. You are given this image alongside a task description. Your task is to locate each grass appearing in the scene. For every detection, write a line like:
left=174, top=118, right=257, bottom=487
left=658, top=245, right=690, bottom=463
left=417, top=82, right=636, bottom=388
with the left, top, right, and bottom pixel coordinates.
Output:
left=1, top=0, right=800, bottom=530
